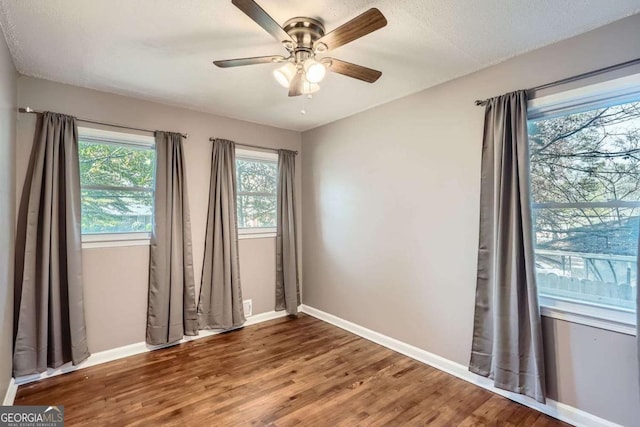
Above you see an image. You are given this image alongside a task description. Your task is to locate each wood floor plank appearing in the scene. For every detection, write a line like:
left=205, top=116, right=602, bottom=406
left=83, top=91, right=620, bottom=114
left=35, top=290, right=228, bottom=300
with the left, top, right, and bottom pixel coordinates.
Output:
left=15, top=315, right=569, bottom=426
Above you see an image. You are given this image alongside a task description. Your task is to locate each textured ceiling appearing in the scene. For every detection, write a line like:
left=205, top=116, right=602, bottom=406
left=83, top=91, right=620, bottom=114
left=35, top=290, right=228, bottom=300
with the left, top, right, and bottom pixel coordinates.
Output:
left=1, top=0, right=639, bottom=131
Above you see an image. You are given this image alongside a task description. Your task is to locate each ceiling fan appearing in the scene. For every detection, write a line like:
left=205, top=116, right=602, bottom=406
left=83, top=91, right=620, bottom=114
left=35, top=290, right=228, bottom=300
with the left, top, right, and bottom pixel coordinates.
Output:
left=214, top=0, right=387, bottom=97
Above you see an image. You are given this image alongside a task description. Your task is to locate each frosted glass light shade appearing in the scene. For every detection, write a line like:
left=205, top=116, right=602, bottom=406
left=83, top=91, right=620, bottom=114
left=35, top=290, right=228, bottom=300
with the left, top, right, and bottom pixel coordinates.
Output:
left=303, top=58, right=326, bottom=83
left=273, top=63, right=296, bottom=88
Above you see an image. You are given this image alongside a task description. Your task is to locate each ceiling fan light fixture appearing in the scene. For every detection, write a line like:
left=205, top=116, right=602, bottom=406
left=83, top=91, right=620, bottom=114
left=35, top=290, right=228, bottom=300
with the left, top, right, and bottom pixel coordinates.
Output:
left=303, top=58, right=326, bottom=83
left=273, top=62, right=296, bottom=88
left=217, top=1, right=387, bottom=96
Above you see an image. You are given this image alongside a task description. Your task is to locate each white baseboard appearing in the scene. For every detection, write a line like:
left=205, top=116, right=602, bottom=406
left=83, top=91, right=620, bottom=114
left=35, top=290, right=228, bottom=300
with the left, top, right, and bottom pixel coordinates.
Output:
left=9, top=310, right=289, bottom=396
left=2, top=378, right=17, bottom=406
left=299, top=304, right=621, bottom=427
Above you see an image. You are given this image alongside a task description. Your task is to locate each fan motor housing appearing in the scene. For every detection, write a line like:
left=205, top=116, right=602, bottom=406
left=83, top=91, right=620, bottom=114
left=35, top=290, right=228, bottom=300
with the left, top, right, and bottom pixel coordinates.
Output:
left=283, top=17, right=325, bottom=50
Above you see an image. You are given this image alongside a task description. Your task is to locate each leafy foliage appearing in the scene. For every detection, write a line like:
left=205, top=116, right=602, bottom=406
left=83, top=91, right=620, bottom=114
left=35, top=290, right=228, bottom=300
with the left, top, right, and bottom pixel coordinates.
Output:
left=529, top=101, right=640, bottom=304
left=236, top=158, right=277, bottom=228
left=79, top=143, right=278, bottom=233
left=79, top=140, right=155, bottom=233
left=529, top=101, right=640, bottom=255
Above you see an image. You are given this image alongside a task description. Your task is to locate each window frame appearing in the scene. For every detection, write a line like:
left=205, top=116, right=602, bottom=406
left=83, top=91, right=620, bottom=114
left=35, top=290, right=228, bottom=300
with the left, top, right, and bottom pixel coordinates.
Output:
left=527, top=73, right=640, bottom=335
left=78, top=127, right=156, bottom=248
left=235, top=148, right=278, bottom=239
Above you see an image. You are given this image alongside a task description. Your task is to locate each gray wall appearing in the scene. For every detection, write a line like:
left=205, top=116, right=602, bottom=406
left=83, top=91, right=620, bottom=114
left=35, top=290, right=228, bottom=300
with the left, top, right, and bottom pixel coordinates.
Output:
left=16, top=76, right=301, bottom=353
left=301, top=14, right=640, bottom=427
left=0, top=30, right=16, bottom=400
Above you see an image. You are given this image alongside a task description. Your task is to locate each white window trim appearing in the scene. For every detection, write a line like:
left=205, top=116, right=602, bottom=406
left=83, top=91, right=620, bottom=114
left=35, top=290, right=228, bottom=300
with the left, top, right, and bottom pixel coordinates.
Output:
left=238, top=228, right=277, bottom=239
left=528, top=72, right=640, bottom=120
left=529, top=73, right=639, bottom=335
left=82, top=232, right=151, bottom=249
left=79, top=127, right=156, bottom=246
left=78, top=126, right=155, bottom=148
left=236, top=148, right=278, bottom=162
left=539, top=296, right=636, bottom=336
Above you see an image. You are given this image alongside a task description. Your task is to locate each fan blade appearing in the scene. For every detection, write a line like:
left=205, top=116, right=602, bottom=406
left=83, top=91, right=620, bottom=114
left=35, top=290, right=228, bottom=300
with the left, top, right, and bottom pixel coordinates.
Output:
left=288, top=72, right=303, bottom=97
left=315, top=8, right=387, bottom=51
left=213, top=55, right=286, bottom=68
left=232, top=0, right=293, bottom=44
left=326, top=59, right=382, bottom=83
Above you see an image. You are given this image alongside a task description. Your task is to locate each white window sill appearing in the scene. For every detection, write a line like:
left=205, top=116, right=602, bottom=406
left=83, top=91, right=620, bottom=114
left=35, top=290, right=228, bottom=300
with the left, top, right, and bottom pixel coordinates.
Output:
left=82, top=233, right=151, bottom=249
left=238, top=227, right=276, bottom=240
left=539, top=295, right=636, bottom=336
left=238, top=232, right=276, bottom=240
left=81, top=229, right=276, bottom=246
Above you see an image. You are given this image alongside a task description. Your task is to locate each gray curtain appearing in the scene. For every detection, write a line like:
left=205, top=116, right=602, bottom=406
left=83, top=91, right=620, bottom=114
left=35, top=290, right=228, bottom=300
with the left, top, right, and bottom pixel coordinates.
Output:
left=146, top=131, right=197, bottom=345
left=198, top=139, right=246, bottom=329
left=637, top=219, right=639, bottom=391
left=13, top=112, right=90, bottom=376
left=275, top=150, right=300, bottom=315
left=469, top=91, right=546, bottom=403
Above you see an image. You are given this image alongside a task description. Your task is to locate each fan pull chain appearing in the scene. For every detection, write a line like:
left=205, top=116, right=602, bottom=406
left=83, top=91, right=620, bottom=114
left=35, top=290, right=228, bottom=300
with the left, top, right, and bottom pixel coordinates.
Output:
left=301, top=93, right=312, bottom=115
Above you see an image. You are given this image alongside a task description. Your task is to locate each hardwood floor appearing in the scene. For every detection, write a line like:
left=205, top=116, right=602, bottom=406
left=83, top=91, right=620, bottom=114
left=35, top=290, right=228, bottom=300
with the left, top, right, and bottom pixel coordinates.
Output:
left=16, top=314, right=568, bottom=426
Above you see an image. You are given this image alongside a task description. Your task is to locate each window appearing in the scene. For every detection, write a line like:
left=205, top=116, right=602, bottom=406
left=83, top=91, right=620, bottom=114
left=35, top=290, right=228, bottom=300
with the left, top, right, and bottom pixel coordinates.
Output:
left=527, top=74, right=640, bottom=334
left=78, top=127, right=156, bottom=244
left=235, top=148, right=278, bottom=237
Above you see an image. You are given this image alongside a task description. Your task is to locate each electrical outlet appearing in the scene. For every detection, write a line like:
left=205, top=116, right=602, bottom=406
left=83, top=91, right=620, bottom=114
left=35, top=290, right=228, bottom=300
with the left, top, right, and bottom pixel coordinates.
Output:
left=243, top=299, right=253, bottom=317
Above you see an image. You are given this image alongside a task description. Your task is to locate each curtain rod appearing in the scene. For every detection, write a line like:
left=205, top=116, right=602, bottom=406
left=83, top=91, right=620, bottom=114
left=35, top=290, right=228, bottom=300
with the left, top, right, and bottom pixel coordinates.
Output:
left=474, top=57, right=640, bottom=106
left=18, top=107, right=188, bottom=139
left=209, top=137, right=298, bottom=155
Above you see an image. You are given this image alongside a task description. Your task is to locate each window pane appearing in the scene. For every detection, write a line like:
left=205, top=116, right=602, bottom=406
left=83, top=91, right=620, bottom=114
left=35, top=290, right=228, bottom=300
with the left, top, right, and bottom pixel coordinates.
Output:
left=534, top=207, right=638, bottom=309
left=529, top=102, right=640, bottom=204
left=237, top=194, right=277, bottom=228
left=529, top=100, right=640, bottom=312
left=237, top=159, right=277, bottom=194
left=81, top=189, right=153, bottom=234
left=79, top=140, right=154, bottom=189
left=78, top=137, right=155, bottom=234
left=236, top=156, right=277, bottom=229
